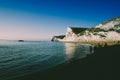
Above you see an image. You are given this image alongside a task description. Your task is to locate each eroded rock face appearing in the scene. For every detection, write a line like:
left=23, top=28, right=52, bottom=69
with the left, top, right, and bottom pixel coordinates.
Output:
left=65, top=27, right=78, bottom=41
left=96, top=16, right=120, bottom=30
left=77, top=16, right=120, bottom=42
left=64, top=27, right=88, bottom=41
left=64, top=16, right=120, bottom=42
left=52, top=16, right=120, bottom=43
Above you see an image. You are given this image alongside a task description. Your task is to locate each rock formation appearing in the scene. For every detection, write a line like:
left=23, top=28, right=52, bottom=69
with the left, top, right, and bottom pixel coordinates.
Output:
left=52, top=16, right=120, bottom=45
left=51, top=35, right=65, bottom=42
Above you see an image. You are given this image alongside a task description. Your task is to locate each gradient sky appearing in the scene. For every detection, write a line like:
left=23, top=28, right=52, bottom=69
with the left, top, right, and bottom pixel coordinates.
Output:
left=0, top=0, right=120, bottom=40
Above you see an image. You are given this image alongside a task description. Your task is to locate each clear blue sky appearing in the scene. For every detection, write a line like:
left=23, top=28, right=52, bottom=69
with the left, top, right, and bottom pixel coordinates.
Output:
left=0, top=0, right=120, bottom=40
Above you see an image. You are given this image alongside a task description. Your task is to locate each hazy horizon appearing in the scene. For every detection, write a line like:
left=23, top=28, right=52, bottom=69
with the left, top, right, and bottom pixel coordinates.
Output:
left=0, top=0, right=120, bottom=40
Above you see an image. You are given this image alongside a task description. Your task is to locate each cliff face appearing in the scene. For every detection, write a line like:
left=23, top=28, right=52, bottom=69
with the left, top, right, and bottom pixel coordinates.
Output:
left=64, top=27, right=78, bottom=41
left=52, top=16, right=120, bottom=45
left=63, top=27, right=88, bottom=41
left=63, top=16, right=120, bottom=42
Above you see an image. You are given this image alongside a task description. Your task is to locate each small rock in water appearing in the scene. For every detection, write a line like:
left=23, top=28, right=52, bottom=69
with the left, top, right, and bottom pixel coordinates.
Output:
left=18, top=40, right=24, bottom=42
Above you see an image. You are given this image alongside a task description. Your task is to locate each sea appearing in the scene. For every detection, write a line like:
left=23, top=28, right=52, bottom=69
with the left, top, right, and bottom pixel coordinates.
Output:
left=0, top=40, right=94, bottom=80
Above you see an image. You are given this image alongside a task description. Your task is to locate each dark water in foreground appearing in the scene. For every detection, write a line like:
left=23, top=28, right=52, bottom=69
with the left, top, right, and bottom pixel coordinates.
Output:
left=0, top=40, right=94, bottom=80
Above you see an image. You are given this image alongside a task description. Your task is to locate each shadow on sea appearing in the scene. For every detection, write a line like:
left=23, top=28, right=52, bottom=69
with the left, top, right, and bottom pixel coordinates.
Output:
left=14, top=44, right=118, bottom=80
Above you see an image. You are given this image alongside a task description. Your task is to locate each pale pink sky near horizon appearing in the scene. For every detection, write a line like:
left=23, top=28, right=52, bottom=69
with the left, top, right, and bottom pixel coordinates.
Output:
left=0, top=9, right=94, bottom=40
left=1, top=0, right=119, bottom=40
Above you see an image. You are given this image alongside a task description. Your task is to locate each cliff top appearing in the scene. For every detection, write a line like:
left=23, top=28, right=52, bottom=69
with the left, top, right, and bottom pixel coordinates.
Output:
left=96, top=16, right=120, bottom=30
left=69, top=27, right=88, bottom=34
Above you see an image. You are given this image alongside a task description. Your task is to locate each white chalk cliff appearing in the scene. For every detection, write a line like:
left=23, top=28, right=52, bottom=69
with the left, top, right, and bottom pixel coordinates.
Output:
left=62, top=16, right=120, bottom=42
left=52, top=16, right=120, bottom=43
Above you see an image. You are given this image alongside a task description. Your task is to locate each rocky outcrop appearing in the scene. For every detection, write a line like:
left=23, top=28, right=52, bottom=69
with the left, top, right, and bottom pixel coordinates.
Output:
left=76, top=16, right=120, bottom=42
left=64, top=27, right=88, bottom=41
left=18, top=40, right=24, bottom=42
left=51, top=35, right=65, bottom=42
left=52, top=16, right=120, bottom=46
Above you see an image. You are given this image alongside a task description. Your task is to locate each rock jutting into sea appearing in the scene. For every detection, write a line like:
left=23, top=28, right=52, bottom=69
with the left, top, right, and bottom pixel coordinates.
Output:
left=51, top=35, right=65, bottom=42
left=18, top=40, right=24, bottom=42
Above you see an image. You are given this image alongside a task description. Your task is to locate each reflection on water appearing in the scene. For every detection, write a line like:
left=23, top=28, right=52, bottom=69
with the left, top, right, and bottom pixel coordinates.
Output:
left=65, top=43, right=94, bottom=61
left=0, top=41, right=95, bottom=80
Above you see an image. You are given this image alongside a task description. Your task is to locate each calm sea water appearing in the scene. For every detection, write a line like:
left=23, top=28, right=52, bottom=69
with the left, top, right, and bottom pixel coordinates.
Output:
left=0, top=40, right=94, bottom=80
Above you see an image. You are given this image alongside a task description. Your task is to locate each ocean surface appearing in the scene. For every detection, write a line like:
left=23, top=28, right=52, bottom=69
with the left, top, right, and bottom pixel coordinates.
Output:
left=0, top=40, right=94, bottom=80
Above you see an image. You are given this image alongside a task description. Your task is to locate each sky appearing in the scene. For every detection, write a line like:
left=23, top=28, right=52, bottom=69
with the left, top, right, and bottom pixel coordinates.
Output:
left=0, top=0, right=120, bottom=40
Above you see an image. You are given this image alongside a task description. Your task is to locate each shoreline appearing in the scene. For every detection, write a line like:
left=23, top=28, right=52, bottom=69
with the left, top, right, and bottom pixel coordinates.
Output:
left=13, top=44, right=118, bottom=80
left=57, top=40, right=120, bottom=47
